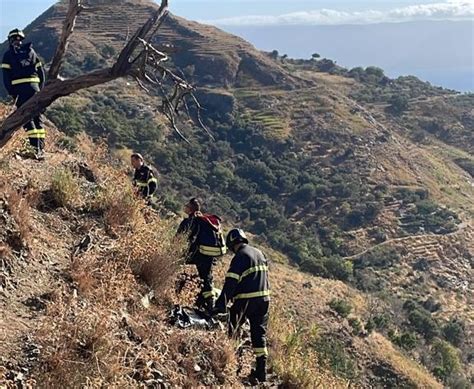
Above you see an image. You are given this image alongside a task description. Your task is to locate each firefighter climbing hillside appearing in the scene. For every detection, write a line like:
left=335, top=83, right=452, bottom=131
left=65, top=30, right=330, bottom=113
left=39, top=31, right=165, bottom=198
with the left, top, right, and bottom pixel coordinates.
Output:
left=131, top=153, right=158, bottom=199
left=214, top=229, right=270, bottom=384
left=2, top=29, right=46, bottom=159
left=177, top=198, right=227, bottom=312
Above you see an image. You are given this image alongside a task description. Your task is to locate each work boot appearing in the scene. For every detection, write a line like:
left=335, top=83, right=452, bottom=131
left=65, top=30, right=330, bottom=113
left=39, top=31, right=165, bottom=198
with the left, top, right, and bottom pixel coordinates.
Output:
left=35, top=149, right=45, bottom=161
left=249, top=356, right=266, bottom=383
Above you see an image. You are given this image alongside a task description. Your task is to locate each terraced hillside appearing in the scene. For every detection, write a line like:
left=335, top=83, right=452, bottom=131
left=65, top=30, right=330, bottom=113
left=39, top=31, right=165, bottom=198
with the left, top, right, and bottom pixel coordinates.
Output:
left=0, top=0, right=473, bottom=386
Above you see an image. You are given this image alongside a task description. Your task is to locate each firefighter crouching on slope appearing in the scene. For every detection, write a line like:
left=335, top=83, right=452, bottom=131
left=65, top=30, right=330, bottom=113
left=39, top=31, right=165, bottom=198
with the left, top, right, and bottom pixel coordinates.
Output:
left=214, top=229, right=270, bottom=384
left=177, top=198, right=227, bottom=312
left=131, top=153, right=158, bottom=200
left=2, top=29, right=46, bottom=160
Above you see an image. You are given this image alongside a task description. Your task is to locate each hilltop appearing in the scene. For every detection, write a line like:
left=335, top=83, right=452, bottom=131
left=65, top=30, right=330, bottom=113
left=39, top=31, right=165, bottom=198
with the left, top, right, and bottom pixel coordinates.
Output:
left=1, top=0, right=473, bottom=386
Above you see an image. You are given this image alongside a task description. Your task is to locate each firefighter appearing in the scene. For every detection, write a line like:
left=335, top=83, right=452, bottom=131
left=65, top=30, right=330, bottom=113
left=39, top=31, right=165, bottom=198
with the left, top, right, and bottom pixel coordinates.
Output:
left=2, top=29, right=46, bottom=159
left=177, top=198, right=226, bottom=311
left=131, top=153, right=158, bottom=199
left=214, top=229, right=270, bottom=383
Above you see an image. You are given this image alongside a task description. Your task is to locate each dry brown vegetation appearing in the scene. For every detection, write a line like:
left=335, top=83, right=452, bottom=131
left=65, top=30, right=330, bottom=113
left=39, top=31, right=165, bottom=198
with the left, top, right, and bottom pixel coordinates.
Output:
left=0, top=184, right=31, bottom=250
left=0, top=131, right=243, bottom=387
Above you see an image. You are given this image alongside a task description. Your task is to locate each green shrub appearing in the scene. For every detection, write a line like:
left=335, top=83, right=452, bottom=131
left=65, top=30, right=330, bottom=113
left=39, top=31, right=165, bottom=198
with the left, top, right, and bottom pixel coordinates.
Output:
left=431, top=340, right=461, bottom=381
left=388, top=95, right=409, bottom=115
left=301, top=256, right=353, bottom=281
left=443, top=319, right=465, bottom=347
left=348, top=318, right=362, bottom=335
left=314, top=335, right=358, bottom=380
left=329, top=299, right=352, bottom=318
left=393, top=332, right=418, bottom=350
left=373, top=314, right=389, bottom=329
left=408, top=309, right=440, bottom=340
left=355, top=246, right=401, bottom=269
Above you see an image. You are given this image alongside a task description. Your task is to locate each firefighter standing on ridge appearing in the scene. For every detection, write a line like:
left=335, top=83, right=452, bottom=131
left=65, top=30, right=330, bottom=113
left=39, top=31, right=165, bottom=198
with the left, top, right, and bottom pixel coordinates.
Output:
left=2, top=29, right=46, bottom=160
left=131, top=153, right=158, bottom=199
left=177, top=198, right=227, bottom=312
left=214, top=229, right=270, bottom=384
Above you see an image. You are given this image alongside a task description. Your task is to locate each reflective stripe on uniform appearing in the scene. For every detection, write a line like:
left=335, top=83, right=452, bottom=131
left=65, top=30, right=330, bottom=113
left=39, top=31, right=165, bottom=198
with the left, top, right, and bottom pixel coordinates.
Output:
left=135, top=177, right=158, bottom=187
left=234, top=290, right=270, bottom=300
left=254, top=347, right=268, bottom=357
left=12, top=77, right=41, bottom=85
left=1, top=63, right=11, bottom=69
left=226, top=272, right=240, bottom=280
left=35, top=62, right=42, bottom=69
left=27, top=128, right=46, bottom=139
left=241, top=265, right=268, bottom=279
left=226, top=265, right=268, bottom=282
left=202, top=288, right=221, bottom=298
left=199, top=244, right=227, bottom=256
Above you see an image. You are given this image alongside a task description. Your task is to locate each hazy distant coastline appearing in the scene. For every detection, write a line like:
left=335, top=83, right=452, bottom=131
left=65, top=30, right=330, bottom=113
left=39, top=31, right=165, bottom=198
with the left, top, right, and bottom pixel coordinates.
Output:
left=223, top=20, right=474, bottom=92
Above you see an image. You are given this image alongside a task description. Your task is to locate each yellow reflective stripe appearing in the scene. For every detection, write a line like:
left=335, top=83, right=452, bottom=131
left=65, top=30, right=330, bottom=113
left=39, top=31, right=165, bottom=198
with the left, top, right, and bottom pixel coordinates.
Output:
left=199, top=245, right=227, bottom=256
left=234, top=290, right=270, bottom=300
left=254, top=347, right=268, bottom=357
left=35, top=62, right=42, bottom=69
left=136, top=177, right=157, bottom=187
left=202, top=288, right=220, bottom=298
left=241, top=265, right=268, bottom=279
left=26, top=129, right=46, bottom=135
left=226, top=272, right=240, bottom=281
left=1, top=63, right=11, bottom=69
left=26, top=129, right=46, bottom=139
left=12, top=77, right=41, bottom=85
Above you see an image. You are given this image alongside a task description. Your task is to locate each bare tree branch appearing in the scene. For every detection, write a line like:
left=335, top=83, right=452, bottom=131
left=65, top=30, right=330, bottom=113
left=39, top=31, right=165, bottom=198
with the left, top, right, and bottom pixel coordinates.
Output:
left=48, top=0, right=84, bottom=81
left=0, top=0, right=212, bottom=149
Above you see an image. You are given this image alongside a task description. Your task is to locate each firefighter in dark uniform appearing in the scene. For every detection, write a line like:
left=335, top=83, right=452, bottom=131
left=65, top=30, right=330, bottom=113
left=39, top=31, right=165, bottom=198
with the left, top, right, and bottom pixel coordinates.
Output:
left=214, top=229, right=270, bottom=383
left=131, top=153, right=158, bottom=199
left=177, top=198, right=226, bottom=311
left=2, top=29, right=46, bottom=159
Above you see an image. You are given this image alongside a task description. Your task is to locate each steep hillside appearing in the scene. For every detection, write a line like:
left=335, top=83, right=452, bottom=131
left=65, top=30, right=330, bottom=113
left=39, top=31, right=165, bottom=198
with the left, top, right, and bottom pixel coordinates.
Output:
left=0, top=0, right=473, bottom=386
left=0, top=108, right=445, bottom=388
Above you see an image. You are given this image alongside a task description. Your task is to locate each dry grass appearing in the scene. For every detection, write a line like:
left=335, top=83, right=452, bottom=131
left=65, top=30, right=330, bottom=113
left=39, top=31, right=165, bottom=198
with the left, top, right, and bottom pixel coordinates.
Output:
left=50, top=168, right=81, bottom=209
left=101, top=184, right=142, bottom=235
left=269, top=305, right=349, bottom=388
left=0, top=184, right=31, bottom=249
left=116, top=213, right=187, bottom=299
left=27, top=143, right=240, bottom=387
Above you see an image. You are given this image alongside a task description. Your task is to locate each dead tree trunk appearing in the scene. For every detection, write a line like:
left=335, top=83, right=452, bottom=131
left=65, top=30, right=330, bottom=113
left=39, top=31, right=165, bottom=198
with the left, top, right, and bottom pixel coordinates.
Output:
left=0, top=0, right=208, bottom=149
left=48, top=0, right=85, bottom=81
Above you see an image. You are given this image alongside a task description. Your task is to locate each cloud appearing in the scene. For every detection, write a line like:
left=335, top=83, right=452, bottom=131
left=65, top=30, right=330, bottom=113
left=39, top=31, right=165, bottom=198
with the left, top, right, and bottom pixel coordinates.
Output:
left=201, top=1, right=474, bottom=26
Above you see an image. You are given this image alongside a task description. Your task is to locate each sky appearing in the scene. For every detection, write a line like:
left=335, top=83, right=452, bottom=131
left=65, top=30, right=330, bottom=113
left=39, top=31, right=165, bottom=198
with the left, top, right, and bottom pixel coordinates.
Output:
left=1, top=0, right=473, bottom=37
left=0, top=0, right=472, bottom=90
